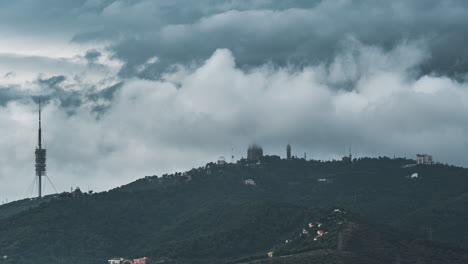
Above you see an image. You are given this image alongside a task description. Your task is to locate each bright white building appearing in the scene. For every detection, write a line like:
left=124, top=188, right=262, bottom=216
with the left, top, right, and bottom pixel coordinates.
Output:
left=244, top=179, right=256, bottom=185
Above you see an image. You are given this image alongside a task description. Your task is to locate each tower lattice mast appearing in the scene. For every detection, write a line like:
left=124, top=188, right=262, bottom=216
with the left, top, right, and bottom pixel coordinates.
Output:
left=35, top=100, right=46, bottom=198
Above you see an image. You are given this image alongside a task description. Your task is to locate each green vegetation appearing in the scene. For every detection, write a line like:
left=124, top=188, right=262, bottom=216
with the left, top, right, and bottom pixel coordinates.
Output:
left=1, top=156, right=468, bottom=263
left=0, top=194, right=56, bottom=220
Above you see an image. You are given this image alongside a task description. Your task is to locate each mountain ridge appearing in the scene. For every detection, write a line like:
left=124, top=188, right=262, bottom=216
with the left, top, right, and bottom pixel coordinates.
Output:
left=1, top=156, right=468, bottom=263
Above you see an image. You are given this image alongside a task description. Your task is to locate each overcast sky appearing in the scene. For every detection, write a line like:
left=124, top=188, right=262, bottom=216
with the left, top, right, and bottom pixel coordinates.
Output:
left=2, top=0, right=468, bottom=202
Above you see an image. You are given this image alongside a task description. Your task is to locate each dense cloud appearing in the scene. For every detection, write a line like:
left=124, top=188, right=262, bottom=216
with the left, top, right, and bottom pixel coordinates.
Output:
left=2, top=0, right=468, bottom=78
left=1, top=0, right=468, bottom=201
left=84, top=49, right=102, bottom=64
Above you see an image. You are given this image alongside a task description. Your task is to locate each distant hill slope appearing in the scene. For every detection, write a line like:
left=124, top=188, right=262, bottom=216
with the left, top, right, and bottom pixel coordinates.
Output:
left=0, top=194, right=56, bottom=220
left=1, top=199, right=468, bottom=264
left=121, top=156, right=468, bottom=248
left=238, top=209, right=468, bottom=264
left=0, top=198, right=315, bottom=264
left=1, top=157, right=468, bottom=263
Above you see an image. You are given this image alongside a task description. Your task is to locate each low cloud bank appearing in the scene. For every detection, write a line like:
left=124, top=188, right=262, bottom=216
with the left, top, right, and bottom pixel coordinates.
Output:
left=1, top=41, right=468, bottom=201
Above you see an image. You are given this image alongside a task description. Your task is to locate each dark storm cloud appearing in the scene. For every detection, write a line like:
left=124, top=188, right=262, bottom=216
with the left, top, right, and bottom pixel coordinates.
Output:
left=88, top=81, right=124, bottom=115
left=0, top=86, right=23, bottom=106
left=84, top=49, right=102, bottom=64
left=37, top=75, right=66, bottom=88
left=87, top=81, right=123, bottom=102
left=0, top=73, right=121, bottom=116
left=36, top=76, right=82, bottom=110
left=40, top=80, right=123, bottom=113
left=65, top=0, right=468, bottom=79
left=4, top=0, right=468, bottom=78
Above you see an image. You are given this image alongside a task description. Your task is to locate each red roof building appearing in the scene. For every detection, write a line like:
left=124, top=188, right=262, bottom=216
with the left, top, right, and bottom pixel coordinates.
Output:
left=133, top=257, right=151, bottom=264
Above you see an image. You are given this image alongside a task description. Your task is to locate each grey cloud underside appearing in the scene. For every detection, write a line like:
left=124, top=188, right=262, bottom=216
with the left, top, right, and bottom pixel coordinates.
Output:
left=84, top=49, right=102, bottom=64
left=2, top=1, right=468, bottom=79
left=1, top=76, right=123, bottom=115
left=0, top=86, right=24, bottom=106
left=81, top=0, right=468, bottom=79
left=38, top=75, right=66, bottom=88
left=38, top=77, right=123, bottom=114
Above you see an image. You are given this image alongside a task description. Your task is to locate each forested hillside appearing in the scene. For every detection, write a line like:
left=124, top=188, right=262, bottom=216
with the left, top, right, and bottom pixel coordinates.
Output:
left=1, top=156, right=468, bottom=264
left=0, top=194, right=56, bottom=220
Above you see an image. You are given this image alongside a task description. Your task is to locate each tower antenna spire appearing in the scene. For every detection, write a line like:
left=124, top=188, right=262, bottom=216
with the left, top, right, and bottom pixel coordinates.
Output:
left=35, top=99, right=46, bottom=198
left=38, top=99, right=42, bottom=149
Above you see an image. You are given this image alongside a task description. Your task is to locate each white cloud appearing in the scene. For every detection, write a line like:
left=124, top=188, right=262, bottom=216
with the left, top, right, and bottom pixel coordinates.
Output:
left=2, top=0, right=468, bottom=203
left=2, top=43, right=468, bottom=202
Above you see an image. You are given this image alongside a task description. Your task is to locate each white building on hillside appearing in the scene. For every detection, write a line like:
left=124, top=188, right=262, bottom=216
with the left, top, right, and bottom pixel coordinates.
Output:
left=244, top=179, right=256, bottom=186
left=416, top=154, right=433, bottom=165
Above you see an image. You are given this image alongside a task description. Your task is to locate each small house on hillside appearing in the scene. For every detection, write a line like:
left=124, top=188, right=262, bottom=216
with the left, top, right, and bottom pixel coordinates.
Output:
left=108, top=258, right=124, bottom=264
left=317, top=230, right=327, bottom=237
left=133, top=257, right=151, bottom=264
left=244, top=179, right=256, bottom=186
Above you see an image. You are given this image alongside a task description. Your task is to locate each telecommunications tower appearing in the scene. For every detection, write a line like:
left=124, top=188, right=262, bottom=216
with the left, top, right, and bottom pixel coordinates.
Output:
left=35, top=100, right=46, bottom=198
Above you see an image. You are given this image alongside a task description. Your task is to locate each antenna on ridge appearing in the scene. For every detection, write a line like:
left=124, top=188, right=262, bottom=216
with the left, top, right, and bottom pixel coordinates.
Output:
left=231, top=148, right=235, bottom=163
left=38, top=99, right=42, bottom=149
left=33, top=98, right=49, bottom=198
